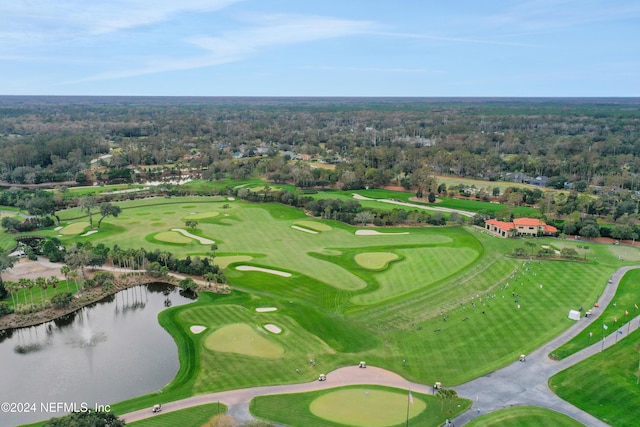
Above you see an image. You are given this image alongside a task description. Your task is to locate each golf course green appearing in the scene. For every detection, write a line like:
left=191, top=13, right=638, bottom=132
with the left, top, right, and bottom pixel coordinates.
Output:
left=24, top=193, right=634, bottom=425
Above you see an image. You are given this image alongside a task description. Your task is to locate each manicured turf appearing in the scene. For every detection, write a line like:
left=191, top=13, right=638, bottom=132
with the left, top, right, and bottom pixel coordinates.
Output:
left=252, top=385, right=471, bottom=427
left=153, top=231, right=192, bottom=244
left=295, top=220, right=332, bottom=232
left=213, top=255, right=254, bottom=268
left=60, top=221, right=90, bottom=235
left=354, top=252, right=399, bottom=270
left=309, top=388, right=427, bottom=426
left=27, top=194, right=633, bottom=424
left=127, top=403, right=226, bottom=427
left=549, top=327, right=640, bottom=427
left=552, top=268, right=640, bottom=359
left=184, top=211, right=220, bottom=220
left=204, top=323, right=285, bottom=358
left=465, top=406, right=585, bottom=427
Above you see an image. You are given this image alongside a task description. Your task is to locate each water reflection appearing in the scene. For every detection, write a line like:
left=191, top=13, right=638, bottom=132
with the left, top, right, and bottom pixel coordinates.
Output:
left=0, top=283, right=194, bottom=426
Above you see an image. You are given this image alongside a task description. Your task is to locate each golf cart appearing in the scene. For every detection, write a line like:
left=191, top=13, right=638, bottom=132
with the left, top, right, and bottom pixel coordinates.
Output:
left=318, top=374, right=327, bottom=381
left=358, top=361, right=366, bottom=368
left=152, top=404, right=162, bottom=413
left=519, top=354, right=526, bottom=362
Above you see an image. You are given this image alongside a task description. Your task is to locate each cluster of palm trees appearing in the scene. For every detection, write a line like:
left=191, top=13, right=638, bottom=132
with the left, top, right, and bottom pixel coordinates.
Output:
left=3, top=275, right=62, bottom=310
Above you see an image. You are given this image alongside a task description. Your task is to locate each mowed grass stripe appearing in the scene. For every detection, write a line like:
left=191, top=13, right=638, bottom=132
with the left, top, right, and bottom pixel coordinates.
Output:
left=550, top=327, right=640, bottom=427
left=466, top=406, right=584, bottom=427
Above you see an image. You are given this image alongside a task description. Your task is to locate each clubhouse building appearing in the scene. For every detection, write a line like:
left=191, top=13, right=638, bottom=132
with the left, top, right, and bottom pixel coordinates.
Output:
left=484, top=218, right=558, bottom=238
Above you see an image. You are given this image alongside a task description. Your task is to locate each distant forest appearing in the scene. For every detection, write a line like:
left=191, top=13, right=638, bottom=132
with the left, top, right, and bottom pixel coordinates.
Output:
left=1, top=96, right=640, bottom=227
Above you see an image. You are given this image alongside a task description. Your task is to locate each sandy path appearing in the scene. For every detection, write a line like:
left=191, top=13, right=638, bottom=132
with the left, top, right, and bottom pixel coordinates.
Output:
left=353, top=193, right=475, bottom=217
left=121, top=365, right=431, bottom=423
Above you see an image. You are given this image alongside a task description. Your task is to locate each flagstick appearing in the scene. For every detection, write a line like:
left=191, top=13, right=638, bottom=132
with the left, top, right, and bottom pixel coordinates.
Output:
left=406, top=388, right=410, bottom=427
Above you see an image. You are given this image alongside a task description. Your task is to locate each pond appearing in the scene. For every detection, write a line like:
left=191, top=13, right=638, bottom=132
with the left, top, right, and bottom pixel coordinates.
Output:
left=0, top=283, right=195, bottom=426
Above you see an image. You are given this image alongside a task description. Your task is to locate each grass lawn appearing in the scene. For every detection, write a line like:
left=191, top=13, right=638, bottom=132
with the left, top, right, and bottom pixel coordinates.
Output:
left=59, top=221, right=91, bottom=235
left=310, top=387, right=427, bottom=426
left=354, top=252, right=399, bottom=270
left=465, top=406, right=585, bottom=427
left=549, top=327, right=640, bottom=427
left=204, top=323, right=285, bottom=358
left=12, top=195, right=632, bottom=424
left=153, top=231, right=193, bottom=244
left=551, top=268, right=640, bottom=359
left=252, top=385, right=471, bottom=427
left=128, top=403, right=226, bottom=427
left=294, top=220, right=333, bottom=232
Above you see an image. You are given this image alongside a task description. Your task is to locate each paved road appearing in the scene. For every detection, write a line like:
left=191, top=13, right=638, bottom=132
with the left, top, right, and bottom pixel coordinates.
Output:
left=122, top=266, right=638, bottom=426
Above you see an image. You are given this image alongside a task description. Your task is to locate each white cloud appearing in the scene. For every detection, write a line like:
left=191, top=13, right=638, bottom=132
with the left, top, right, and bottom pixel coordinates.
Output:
left=0, top=0, right=243, bottom=42
left=74, top=14, right=376, bottom=82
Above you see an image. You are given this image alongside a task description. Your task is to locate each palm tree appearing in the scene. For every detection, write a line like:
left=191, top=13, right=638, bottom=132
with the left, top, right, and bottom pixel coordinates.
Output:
left=48, top=276, right=59, bottom=290
left=36, top=277, right=47, bottom=306
left=204, top=273, right=215, bottom=288
left=4, top=280, right=17, bottom=306
left=60, top=265, right=70, bottom=290
left=18, top=278, right=30, bottom=306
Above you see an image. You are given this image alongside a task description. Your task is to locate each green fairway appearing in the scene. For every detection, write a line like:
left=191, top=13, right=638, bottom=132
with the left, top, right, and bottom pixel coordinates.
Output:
left=60, top=221, right=90, bottom=235
left=466, top=406, right=585, bottom=427
left=153, top=231, right=193, bottom=244
left=354, top=252, right=399, bottom=270
left=549, top=327, right=640, bottom=427
left=204, top=323, right=285, bottom=358
left=295, top=220, right=332, bottom=231
left=552, top=268, right=640, bottom=359
left=252, top=385, right=470, bottom=427
left=184, top=211, right=220, bottom=220
left=310, top=388, right=426, bottom=426
left=32, top=195, right=629, bottom=423
left=213, top=255, right=254, bottom=268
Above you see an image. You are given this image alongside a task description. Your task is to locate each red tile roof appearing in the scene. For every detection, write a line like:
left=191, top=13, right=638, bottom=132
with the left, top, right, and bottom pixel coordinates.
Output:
left=485, top=219, right=515, bottom=232
left=513, top=218, right=544, bottom=226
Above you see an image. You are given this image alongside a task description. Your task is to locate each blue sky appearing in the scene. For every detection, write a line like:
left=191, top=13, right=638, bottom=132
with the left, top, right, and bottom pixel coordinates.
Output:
left=1, top=0, right=638, bottom=96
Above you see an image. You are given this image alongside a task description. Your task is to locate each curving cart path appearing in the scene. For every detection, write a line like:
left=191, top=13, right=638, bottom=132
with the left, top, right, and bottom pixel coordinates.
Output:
left=122, top=266, right=639, bottom=426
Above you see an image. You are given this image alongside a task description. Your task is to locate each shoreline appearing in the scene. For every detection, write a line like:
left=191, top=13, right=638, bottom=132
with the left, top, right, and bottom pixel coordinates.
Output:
left=0, top=273, right=182, bottom=331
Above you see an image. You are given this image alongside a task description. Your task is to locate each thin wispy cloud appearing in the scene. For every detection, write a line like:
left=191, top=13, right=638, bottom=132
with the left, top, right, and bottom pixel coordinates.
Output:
left=0, top=0, right=243, bottom=43
left=488, top=0, right=640, bottom=31
left=373, top=31, right=537, bottom=48
left=74, top=14, right=376, bottom=83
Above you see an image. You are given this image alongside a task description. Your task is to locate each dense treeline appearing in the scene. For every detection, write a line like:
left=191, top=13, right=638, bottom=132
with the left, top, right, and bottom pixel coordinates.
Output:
left=1, top=97, right=640, bottom=229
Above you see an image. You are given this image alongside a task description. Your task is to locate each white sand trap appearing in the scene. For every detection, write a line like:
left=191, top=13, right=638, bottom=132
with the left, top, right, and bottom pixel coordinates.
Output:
left=355, top=230, right=410, bottom=236
left=227, top=197, right=235, bottom=201
left=236, top=266, right=292, bottom=277
left=256, top=307, right=278, bottom=312
left=171, top=228, right=215, bottom=244
left=291, top=225, right=318, bottom=234
left=353, top=194, right=374, bottom=201
left=264, top=324, right=282, bottom=334
left=81, top=230, right=98, bottom=237
left=190, top=325, right=206, bottom=334
left=54, top=226, right=63, bottom=231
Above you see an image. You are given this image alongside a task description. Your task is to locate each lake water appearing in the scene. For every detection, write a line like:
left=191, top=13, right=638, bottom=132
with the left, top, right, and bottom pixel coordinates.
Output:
left=0, top=283, right=195, bottom=427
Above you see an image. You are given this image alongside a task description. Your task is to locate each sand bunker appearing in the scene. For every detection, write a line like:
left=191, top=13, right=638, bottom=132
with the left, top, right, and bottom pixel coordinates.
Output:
left=355, top=230, right=410, bottom=236
left=54, top=226, right=63, bottom=231
left=264, top=324, right=282, bottom=334
left=81, top=230, right=98, bottom=237
left=190, top=325, right=206, bottom=334
left=291, top=225, right=318, bottom=234
left=171, top=228, right=215, bottom=244
left=227, top=197, right=235, bottom=201
left=236, top=266, right=292, bottom=277
left=256, top=307, right=278, bottom=312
